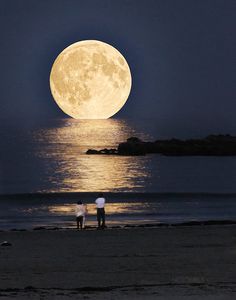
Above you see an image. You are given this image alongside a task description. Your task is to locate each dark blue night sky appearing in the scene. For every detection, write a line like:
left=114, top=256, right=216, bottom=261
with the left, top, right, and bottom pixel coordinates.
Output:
left=0, top=0, right=235, bottom=135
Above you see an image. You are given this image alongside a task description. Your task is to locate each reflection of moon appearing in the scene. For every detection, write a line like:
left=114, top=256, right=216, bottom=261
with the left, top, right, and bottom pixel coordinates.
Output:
left=34, top=119, right=149, bottom=192
left=49, top=40, right=132, bottom=119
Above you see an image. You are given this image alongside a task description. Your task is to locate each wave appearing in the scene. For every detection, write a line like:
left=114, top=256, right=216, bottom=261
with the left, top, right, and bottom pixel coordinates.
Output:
left=0, top=191, right=236, bottom=202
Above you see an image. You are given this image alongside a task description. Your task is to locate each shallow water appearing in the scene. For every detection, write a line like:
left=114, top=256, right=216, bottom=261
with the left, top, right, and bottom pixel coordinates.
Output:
left=0, top=193, right=236, bottom=230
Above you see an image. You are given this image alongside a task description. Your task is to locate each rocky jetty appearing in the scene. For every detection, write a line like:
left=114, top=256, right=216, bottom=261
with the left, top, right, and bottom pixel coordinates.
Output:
left=86, top=135, right=236, bottom=156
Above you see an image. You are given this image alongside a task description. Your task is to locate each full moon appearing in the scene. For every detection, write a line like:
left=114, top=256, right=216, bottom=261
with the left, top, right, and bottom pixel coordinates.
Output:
left=49, top=40, right=132, bottom=119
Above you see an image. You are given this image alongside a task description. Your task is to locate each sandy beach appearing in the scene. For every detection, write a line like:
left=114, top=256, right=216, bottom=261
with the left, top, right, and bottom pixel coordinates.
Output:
left=0, top=225, right=236, bottom=299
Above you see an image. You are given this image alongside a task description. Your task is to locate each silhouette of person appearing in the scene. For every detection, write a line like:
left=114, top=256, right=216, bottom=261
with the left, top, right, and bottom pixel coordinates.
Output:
left=95, top=193, right=106, bottom=229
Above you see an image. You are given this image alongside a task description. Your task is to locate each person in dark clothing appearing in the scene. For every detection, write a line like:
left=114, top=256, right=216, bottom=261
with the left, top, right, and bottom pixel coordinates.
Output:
left=95, top=193, right=106, bottom=229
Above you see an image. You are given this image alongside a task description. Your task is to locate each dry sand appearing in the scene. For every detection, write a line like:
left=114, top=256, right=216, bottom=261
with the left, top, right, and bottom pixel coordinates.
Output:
left=0, top=225, right=236, bottom=299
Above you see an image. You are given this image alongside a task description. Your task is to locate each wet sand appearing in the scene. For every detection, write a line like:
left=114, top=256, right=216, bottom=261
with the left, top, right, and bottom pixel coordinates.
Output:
left=1, top=225, right=236, bottom=299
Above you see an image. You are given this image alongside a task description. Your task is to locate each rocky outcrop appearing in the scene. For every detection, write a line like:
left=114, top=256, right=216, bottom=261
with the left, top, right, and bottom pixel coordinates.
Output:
left=86, top=148, right=119, bottom=155
left=118, top=137, right=147, bottom=155
left=86, top=134, right=236, bottom=156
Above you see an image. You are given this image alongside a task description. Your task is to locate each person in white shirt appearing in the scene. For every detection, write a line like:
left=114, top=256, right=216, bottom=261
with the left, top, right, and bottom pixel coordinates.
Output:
left=95, top=193, right=106, bottom=229
left=75, top=201, right=87, bottom=230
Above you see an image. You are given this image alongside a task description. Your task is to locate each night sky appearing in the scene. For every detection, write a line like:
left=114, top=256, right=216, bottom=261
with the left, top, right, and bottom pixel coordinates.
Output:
left=1, top=0, right=235, bottom=135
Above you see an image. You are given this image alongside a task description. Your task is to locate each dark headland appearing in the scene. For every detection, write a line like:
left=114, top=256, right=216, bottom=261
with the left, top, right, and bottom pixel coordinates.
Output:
left=86, top=134, right=236, bottom=156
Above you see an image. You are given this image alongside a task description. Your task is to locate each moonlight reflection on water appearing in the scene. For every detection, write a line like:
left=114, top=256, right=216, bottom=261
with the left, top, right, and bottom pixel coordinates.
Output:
left=1, top=118, right=235, bottom=194
left=33, top=118, right=151, bottom=192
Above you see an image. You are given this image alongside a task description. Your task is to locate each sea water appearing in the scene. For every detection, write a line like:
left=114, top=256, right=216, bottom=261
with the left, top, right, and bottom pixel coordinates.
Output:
left=0, top=118, right=236, bottom=229
left=1, top=118, right=236, bottom=194
left=0, top=193, right=236, bottom=230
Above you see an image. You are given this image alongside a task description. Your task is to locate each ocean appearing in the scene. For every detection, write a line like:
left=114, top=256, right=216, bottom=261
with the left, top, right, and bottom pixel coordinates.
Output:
left=0, top=118, right=236, bottom=229
left=0, top=193, right=236, bottom=230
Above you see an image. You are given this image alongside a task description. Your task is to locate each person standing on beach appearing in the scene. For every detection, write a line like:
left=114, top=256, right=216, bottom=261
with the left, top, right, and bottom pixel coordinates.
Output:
left=95, top=193, right=106, bottom=229
left=75, top=201, right=87, bottom=230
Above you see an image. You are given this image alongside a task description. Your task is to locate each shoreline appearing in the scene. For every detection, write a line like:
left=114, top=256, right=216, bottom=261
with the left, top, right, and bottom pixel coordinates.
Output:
left=1, top=193, right=236, bottom=232
left=1, top=219, right=236, bottom=232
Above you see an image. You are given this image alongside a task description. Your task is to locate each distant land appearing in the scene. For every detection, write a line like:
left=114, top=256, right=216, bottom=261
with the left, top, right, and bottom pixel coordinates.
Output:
left=86, top=135, right=236, bottom=156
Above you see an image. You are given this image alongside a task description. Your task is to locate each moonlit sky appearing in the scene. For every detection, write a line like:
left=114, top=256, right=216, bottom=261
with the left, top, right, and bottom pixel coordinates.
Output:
left=0, top=0, right=235, bottom=135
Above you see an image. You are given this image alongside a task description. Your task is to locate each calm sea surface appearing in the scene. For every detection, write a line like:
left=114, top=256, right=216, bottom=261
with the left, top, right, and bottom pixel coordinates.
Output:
left=0, top=118, right=236, bottom=229
left=1, top=118, right=236, bottom=194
